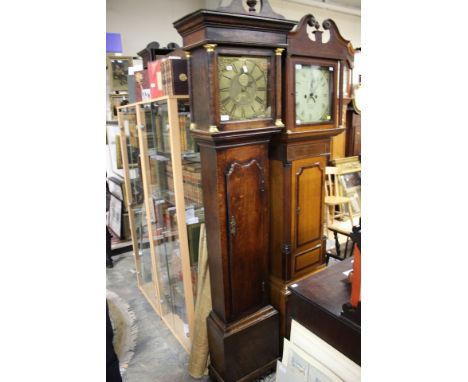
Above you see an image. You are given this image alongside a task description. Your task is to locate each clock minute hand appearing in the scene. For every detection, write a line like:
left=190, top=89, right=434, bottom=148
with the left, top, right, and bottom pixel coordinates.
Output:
left=309, top=78, right=316, bottom=103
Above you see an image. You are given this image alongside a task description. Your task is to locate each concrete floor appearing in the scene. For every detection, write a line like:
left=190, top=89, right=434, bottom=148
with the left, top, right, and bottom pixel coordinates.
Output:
left=106, top=251, right=211, bottom=382
left=106, top=235, right=354, bottom=382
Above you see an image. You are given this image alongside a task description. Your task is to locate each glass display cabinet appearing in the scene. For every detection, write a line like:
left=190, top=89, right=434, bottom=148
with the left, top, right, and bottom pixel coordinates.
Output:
left=117, top=95, right=204, bottom=351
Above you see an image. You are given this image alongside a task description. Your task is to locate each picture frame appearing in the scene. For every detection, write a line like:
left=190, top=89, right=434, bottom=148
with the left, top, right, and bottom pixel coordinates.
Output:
left=339, top=171, right=361, bottom=215
left=108, top=194, right=123, bottom=238
left=281, top=339, right=342, bottom=382
left=288, top=320, right=361, bottom=382
left=107, top=55, right=134, bottom=92
left=109, top=93, right=128, bottom=120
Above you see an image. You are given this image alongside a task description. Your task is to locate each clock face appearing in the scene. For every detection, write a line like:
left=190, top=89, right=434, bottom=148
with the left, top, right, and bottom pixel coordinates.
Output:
left=295, top=64, right=333, bottom=125
left=218, top=56, right=270, bottom=122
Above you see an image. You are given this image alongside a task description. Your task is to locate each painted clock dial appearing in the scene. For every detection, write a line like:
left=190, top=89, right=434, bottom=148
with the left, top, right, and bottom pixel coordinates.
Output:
left=218, top=56, right=270, bottom=122
left=295, top=64, right=333, bottom=125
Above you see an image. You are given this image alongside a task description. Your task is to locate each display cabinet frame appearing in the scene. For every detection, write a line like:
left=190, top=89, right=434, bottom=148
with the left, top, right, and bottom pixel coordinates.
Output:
left=117, top=95, right=200, bottom=351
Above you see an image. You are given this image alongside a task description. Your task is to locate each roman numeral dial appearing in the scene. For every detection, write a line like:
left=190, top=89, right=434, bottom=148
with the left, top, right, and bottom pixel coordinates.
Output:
left=217, top=56, right=270, bottom=121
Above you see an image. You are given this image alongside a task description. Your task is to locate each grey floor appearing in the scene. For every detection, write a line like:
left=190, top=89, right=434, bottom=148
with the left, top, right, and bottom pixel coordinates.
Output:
left=106, top=251, right=211, bottom=382
left=106, top=230, right=351, bottom=381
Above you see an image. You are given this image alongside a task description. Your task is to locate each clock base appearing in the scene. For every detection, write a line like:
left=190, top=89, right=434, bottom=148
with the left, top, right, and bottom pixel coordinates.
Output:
left=207, top=306, right=279, bottom=382
left=270, top=265, right=326, bottom=343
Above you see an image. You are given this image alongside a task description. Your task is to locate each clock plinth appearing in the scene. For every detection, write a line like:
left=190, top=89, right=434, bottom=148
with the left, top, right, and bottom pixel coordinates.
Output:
left=207, top=307, right=279, bottom=382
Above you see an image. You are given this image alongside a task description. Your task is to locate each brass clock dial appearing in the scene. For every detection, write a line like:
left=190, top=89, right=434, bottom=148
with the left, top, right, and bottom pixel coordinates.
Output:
left=218, top=56, right=270, bottom=122
left=295, top=64, right=333, bottom=125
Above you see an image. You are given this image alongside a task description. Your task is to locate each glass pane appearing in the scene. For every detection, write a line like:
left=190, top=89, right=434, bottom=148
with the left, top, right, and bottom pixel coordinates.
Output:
left=178, top=100, right=204, bottom=302
left=119, top=105, right=156, bottom=301
left=120, top=106, right=144, bottom=207
left=140, top=100, right=188, bottom=338
left=135, top=205, right=151, bottom=283
left=294, top=64, right=333, bottom=124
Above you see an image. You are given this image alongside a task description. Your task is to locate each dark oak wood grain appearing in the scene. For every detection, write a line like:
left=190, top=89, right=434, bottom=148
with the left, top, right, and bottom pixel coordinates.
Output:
left=174, top=4, right=294, bottom=380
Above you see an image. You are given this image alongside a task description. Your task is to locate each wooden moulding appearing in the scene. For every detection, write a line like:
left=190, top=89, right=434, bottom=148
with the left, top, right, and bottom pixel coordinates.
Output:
left=287, top=15, right=353, bottom=63
left=173, top=9, right=296, bottom=50
left=192, top=126, right=282, bottom=150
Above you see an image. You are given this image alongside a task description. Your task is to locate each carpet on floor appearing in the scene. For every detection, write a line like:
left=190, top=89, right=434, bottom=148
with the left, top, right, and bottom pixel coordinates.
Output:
left=107, top=289, right=138, bottom=376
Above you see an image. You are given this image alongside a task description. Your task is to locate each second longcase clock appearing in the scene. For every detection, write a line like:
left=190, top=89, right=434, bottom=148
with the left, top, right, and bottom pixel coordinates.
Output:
left=269, top=14, right=355, bottom=338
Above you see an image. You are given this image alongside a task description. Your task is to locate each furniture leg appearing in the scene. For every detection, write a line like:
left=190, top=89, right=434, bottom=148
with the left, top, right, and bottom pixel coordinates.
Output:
left=334, top=230, right=341, bottom=259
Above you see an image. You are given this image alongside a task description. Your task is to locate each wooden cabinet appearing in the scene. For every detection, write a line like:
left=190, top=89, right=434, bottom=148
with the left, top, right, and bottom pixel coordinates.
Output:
left=345, top=100, right=361, bottom=157
left=269, top=138, right=329, bottom=337
left=287, top=257, right=361, bottom=365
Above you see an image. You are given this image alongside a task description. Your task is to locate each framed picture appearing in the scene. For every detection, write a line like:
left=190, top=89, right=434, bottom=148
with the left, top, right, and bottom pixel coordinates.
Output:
left=339, top=171, right=361, bottom=215
left=108, top=176, right=124, bottom=200
left=108, top=194, right=123, bottom=238
left=288, top=320, right=360, bottom=381
left=281, top=339, right=343, bottom=382
left=107, top=55, right=134, bottom=92
left=109, top=93, right=127, bottom=120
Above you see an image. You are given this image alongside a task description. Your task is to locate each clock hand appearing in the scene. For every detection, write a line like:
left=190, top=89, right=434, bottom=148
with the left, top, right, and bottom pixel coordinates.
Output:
left=309, top=76, right=319, bottom=102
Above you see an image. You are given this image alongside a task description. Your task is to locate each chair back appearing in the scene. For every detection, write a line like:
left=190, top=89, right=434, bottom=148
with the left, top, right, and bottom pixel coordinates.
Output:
left=325, top=166, right=341, bottom=198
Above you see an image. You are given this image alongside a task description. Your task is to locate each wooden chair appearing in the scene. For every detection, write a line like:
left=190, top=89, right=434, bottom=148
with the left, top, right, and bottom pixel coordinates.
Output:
left=324, top=166, right=354, bottom=228
left=325, top=218, right=361, bottom=265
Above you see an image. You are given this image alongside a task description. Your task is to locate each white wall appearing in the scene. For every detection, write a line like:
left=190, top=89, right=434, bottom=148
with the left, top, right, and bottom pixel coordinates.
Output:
left=269, top=0, right=360, bottom=48
left=107, top=0, right=360, bottom=57
left=106, top=0, right=205, bottom=56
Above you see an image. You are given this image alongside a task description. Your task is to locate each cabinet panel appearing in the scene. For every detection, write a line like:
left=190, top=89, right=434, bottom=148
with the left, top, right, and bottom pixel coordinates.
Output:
left=226, top=159, right=267, bottom=319
left=292, top=157, right=325, bottom=249
left=293, top=245, right=321, bottom=277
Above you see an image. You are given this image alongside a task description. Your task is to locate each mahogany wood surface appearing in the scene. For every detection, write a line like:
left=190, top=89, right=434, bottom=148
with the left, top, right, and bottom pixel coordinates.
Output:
left=286, top=257, right=361, bottom=365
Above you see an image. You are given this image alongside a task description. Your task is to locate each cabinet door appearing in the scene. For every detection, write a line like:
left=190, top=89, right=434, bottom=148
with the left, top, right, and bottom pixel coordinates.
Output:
left=290, top=156, right=326, bottom=277
left=225, top=158, right=268, bottom=320
left=292, top=157, right=325, bottom=249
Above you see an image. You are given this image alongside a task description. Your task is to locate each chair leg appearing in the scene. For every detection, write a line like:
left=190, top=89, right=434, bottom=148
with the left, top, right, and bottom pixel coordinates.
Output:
left=334, top=230, right=341, bottom=259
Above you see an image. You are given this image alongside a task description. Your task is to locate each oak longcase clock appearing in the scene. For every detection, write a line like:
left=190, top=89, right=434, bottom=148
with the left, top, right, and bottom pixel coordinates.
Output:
left=269, top=14, right=355, bottom=338
left=174, top=1, right=295, bottom=381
